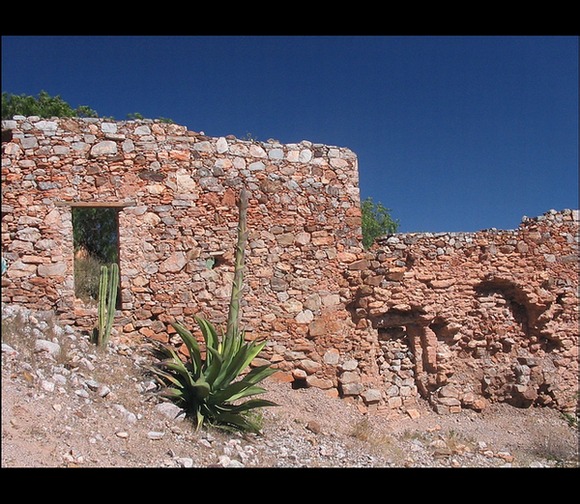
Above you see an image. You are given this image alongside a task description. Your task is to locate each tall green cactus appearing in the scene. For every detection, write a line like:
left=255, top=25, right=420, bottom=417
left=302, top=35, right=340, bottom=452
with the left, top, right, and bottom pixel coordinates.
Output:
left=95, top=263, right=119, bottom=347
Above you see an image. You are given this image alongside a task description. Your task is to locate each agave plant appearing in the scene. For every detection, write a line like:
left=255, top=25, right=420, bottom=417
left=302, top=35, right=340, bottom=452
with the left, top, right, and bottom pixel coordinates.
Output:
left=150, top=317, right=277, bottom=433
left=148, top=188, right=277, bottom=433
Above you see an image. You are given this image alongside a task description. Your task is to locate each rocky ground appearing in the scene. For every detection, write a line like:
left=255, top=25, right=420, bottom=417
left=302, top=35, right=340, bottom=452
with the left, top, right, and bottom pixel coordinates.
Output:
left=2, top=303, right=578, bottom=471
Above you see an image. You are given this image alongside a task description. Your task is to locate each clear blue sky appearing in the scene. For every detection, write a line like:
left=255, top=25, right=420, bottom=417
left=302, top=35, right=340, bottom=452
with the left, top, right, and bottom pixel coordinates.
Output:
left=2, top=35, right=578, bottom=233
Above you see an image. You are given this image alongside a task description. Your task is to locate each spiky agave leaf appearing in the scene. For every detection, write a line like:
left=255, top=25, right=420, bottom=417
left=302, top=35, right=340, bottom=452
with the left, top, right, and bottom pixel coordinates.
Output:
left=208, top=366, right=278, bottom=405
left=208, top=411, right=261, bottom=434
left=171, top=321, right=203, bottom=374
left=213, top=337, right=267, bottom=390
left=148, top=366, right=184, bottom=390
left=194, top=316, right=220, bottom=359
left=242, top=364, right=279, bottom=385
left=204, top=346, right=223, bottom=387
left=209, top=399, right=278, bottom=433
left=220, top=398, right=279, bottom=414
left=211, top=415, right=260, bottom=433
left=236, top=339, right=268, bottom=373
left=191, top=376, right=211, bottom=399
left=157, top=387, right=185, bottom=401
left=195, top=410, right=205, bottom=430
left=209, top=383, right=268, bottom=405
left=224, top=378, right=277, bottom=403
left=157, top=359, right=195, bottom=387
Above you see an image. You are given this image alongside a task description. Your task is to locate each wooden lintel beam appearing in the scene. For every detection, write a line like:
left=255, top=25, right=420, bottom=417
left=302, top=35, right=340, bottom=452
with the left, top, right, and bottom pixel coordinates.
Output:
left=55, top=201, right=136, bottom=208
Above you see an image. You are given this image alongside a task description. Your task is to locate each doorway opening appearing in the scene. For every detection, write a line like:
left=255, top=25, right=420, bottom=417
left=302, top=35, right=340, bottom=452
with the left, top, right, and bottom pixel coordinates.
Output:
left=72, top=206, right=120, bottom=307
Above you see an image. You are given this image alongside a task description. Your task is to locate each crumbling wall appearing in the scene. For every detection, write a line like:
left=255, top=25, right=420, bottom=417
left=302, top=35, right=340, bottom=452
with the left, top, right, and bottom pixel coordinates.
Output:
left=345, top=209, right=579, bottom=414
left=1, top=116, right=364, bottom=394
left=2, top=116, right=578, bottom=415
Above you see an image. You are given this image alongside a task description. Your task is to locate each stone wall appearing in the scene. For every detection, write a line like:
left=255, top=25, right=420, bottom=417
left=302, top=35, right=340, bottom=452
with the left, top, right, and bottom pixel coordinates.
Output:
left=345, top=209, right=579, bottom=414
left=2, top=116, right=578, bottom=415
left=1, top=116, right=363, bottom=394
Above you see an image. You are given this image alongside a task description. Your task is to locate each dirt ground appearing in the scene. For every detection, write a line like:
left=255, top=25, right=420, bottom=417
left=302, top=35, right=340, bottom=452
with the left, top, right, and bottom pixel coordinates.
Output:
left=1, top=304, right=579, bottom=471
left=2, top=347, right=578, bottom=471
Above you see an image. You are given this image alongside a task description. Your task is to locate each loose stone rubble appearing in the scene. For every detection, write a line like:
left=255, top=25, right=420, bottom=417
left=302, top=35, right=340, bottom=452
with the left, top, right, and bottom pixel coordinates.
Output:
left=3, top=303, right=578, bottom=468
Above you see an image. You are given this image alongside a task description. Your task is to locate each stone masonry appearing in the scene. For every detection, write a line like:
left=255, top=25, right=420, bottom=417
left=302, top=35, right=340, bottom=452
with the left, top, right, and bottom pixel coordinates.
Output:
left=2, top=116, right=578, bottom=415
left=1, top=116, right=363, bottom=394
left=346, top=209, right=579, bottom=414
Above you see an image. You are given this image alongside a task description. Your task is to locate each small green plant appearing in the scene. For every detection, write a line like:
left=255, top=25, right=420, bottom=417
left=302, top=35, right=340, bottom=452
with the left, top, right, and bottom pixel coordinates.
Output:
left=361, top=197, right=399, bottom=249
left=152, top=316, right=277, bottom=433
left=149, top=188, right=277, bottom=433
left=92, top=263, right=119, bottom=347
left=127, top=112, right=174, bottom=123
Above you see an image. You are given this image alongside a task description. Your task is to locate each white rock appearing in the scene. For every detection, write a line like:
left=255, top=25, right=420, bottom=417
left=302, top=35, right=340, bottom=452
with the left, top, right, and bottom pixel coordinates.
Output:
left=295, top=309, right=314, bottom=324
left=85, top=380, right=99, bottom=391
left=218, top=455, right=231, bottom=466
left=113, top=404, right=137, bottom=423
left=98, top=385, right=112, bottom=397
left=2, top=343, right=17, bottom=355
left=52, top=374, right=67, bottom=385
left=41, top=380, right=55, bottom=392
left=341, top=359, right=359, bottom=371
left=79, top=357, right=95, bottom=371
left=34, top=339, right=61, bottom=357
left=176, top=457, right=194, bottom=468
left=155, top=402, right=185, bottom=421
left=361, top=389, right=382, bottom=403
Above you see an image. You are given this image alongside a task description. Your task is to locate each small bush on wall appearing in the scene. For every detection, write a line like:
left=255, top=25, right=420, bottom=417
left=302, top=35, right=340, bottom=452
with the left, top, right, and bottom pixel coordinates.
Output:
left=361, top=197, right=399, bottom=249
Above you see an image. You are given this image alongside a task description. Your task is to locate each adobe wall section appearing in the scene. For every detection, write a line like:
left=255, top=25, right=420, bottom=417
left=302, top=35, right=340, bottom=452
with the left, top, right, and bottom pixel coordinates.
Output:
left=345, top=209, right=579, bottom=414
left=1, top=116, right=363, bottom=393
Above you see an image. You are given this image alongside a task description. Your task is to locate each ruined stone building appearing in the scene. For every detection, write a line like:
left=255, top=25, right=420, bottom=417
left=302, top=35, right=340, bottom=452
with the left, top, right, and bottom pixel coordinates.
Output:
left=2, top=117, right=578, bottom=415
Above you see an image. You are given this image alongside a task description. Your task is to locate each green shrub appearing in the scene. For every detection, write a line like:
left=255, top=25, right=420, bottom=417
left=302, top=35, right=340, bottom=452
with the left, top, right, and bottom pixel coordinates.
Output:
left=2, top=90, right=98, bottom=119
left=361, top=197, right=399, bottom=249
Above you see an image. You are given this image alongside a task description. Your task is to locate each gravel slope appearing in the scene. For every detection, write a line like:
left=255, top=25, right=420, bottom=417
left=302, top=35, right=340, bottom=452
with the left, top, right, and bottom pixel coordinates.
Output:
left=2, top=304, right=578, bottom=469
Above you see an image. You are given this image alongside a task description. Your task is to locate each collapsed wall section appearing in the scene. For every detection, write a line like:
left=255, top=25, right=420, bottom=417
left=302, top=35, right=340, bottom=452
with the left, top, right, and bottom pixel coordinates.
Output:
left=1, top=116, right=365, bottom=396
left=345, top=209, right=579, bottom=414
